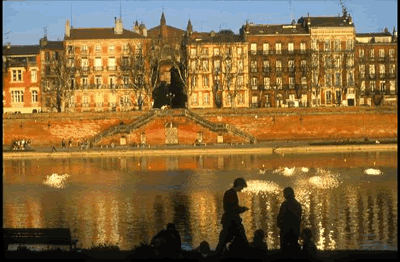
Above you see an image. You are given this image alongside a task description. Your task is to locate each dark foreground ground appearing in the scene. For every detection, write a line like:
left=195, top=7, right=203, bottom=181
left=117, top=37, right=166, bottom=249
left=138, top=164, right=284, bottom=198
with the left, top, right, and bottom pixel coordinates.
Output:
left=4, top=249, right=397, bottom=261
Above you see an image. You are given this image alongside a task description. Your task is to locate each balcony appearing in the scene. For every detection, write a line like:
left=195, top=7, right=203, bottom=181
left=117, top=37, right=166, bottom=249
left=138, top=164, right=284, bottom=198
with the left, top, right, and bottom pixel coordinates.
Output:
left=108, top=66, right=117, bottom=71
left=369, top=74, right=376, bottom=79
left=251, top=68, right=257, bottom=73
left=94, top=66, right=103, bottom=71
left=81, top=66, right=89, bottom=74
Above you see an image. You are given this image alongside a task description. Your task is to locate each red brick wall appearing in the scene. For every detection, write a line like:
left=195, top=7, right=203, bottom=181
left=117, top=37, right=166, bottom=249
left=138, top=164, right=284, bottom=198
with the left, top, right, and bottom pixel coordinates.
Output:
left=3, top=110, right=397, bottom=147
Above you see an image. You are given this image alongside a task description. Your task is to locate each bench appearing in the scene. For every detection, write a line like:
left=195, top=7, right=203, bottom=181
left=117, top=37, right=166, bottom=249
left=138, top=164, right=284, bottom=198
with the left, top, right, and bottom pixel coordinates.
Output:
left=3, top=228, right=78, bottom=251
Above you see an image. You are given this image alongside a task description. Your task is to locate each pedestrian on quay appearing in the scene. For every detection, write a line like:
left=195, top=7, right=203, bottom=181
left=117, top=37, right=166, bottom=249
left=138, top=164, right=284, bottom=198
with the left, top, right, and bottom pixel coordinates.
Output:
left=277, top=187, right=302, bottom=256
left=52, top=146, right=57, bottom=153
left=215, top=177, right=249, bottom=257
left=61, top=139, right=66, bottom=149
left=68, top=138, right=72, bottom=148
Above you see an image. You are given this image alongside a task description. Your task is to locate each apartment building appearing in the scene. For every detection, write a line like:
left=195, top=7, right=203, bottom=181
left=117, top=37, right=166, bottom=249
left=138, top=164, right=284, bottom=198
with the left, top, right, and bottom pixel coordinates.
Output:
left=60, top=18, right=151, bottom=112
left=186, top=30, right=249, bottom=109
left=3, top=44, right=42, bottom=114
left=355, top=28, right=397, bottom=106
left=241, top=21, right=311, bottom=108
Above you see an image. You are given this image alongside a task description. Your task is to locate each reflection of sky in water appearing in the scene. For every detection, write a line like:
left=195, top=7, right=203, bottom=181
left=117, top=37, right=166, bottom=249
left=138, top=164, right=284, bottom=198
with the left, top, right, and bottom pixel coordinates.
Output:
left=3, top=152, right=397, bottom=251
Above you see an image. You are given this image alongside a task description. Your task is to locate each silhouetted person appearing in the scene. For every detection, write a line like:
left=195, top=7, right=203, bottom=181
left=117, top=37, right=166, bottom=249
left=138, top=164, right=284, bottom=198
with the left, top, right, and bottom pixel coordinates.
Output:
left=249, top=229, right=268, bottom=259
left=52, top=146, right=57, bottom=153
left=301, top=228, right=317, bottom=260
left=150, top=223, right=182, bottom=259
left=215, top=177, right=249, bottom=257
left=277, top=187, right=302, bottom=254
left=61, top=139, right=66, bottom=149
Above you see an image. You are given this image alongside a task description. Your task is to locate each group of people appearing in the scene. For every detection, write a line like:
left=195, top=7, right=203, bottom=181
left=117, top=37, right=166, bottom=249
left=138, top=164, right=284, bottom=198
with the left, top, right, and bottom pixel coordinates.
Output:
left=146, top=177, right=317, bottom=260
left=11, top=139, right=31, bottom=151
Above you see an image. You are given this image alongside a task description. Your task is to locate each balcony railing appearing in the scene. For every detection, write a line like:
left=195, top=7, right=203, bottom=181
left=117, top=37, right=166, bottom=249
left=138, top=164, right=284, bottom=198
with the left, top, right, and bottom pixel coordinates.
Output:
left=94, top=66, right=103, bottom=71
left=108, top=66, right=117, bottom=71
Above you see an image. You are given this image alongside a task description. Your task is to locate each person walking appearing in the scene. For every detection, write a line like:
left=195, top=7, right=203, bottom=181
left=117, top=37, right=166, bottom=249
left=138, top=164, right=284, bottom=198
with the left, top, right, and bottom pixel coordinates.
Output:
left=277, top=187, right=302, bottom=255
left=68, top=138, right=72, bottom=148
left=61, top=139, right=66, bottom=149
left=215, top=177, right=249, bottom=257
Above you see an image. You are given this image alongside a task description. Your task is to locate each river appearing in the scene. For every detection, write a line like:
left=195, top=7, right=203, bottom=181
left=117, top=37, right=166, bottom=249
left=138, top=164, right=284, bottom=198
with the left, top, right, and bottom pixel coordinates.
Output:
left=3, top=151, right=397, bottom=251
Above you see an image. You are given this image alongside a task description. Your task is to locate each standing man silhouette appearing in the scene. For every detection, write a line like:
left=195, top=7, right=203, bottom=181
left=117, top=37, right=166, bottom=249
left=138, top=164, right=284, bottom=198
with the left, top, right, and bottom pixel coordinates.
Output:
left=277, top=187, right=302, bottom=253
left=215, top=177, right=249, bottom=256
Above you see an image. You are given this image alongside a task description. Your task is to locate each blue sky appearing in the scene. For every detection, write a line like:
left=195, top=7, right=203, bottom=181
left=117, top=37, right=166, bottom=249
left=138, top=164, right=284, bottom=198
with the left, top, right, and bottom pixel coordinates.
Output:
left=3, top=0, right=398, bottom=45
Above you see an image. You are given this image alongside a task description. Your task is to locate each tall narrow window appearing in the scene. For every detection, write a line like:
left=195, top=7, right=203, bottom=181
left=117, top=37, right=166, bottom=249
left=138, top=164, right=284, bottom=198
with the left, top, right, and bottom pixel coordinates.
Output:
left=263, top=60, right=269, bottom=72
left=276, top=77, right=282, bottom=89
left=251, top=77, right=258, bottom=89
left=31, top=69, right=37, bottom=83
left=263, top=43, right=269, bottom=55
left=359, top=49, right=364, bottom=58
left=203, top=76, right=209, bottom=87
left=276, top=60, right=282, bottom=72
left=275, top=43, right=281, bottom=54
left=288, top=43, right=294, bottom=54
left=300, top=43, right=306, bottom=54
left=264, top=77, right=270, bottom=89
left=31, top=90, right=38, bottom=103
left=251, top=61, right=257, bottom=72
left=109, top=44, right=115, bottom=53
left=82, top=77, right=88, bottom=89
left=251, top=43, right=257, bottom=55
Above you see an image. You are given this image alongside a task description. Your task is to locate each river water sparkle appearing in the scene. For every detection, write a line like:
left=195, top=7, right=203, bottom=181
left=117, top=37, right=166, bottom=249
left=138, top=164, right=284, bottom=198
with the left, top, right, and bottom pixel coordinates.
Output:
left=3, top=151, right=397, bottom=251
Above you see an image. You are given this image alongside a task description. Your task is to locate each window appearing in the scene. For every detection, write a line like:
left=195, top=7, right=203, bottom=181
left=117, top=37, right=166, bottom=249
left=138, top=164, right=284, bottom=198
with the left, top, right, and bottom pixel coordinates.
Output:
left=360, top=65, right=365, bottom=78
left=109, top=44, right=115, bottom=53
left=31, top=70, right=37, bottom=83
left=359, top=49, right=364, bottom=58
left=251, top=77, right=258, bottom=89
left=346, top=40, right=354, bottom=50
left=276, top=60, right=282, bottom=72
left=68, top=58, right=75, bottom=68
left=109, top=76, right=115, bottom=89
left=301, top=60, right=307, bottom=70
left=311, top=40, right=318, bottom=51
left=335, top=73, right=341, bottom=87
left=288, top=60, right=295, bottom=72
left=11, top=90, right=24, bottom=103
left=251, top=61, right=257, bottom=72
left=379, top=49, right=384, bottom=58
left=250, top=96, right=257, bottom=107
left=108, top=57, right=116, bottom=70
left=191, top=60, right=197, bottom=71
left=95, top=45, right=101, bottom=52
left=70, top=78, right=75, bottom=89
left=325, top=74, right=332, bottom=86
left=263, top=43, right=269, bottom=55
left=389, top=64, right=396, bottom=75
left=275, top=43, right=281, bottom=54
left=324, top=40, right=330, bottom=51
left=67, top=45, right=74, bottom=55
left=389, top=49, right=395, bottom=59
left=237, top=76, right=243, bottom=87
left=214, top=60, right=220, bottom=73
left=122, top=44, right=129, bottom=52
left=263, top=60, right=269, bottom=72
left=12, top=70, right=22, bottom=82
left=237, top=47, right=242, bottom=56
left=237, top=60, right=243, bottom=72
left=380, top=81, right=386, bottom=92
left=238, top=93, right=244, bottom=104
left=123, top=76, right=129, bottom=88
left=389, top=80, right=395, bottom=92
left=202, top=48, right=209, bottom=55
left=202, top=60, right=209, bottom=71
left=361, top=81, right=365, bottom=92
left=226, top=59, right=232, bottom=71
left=204, top=93, right=209, bottom=105
left=81, top=58, right=89, bottom=69
left=120, top=95, right=129, bottom=106
left=300, top=43, right=306, bottom=54
left=370, top=81, right=375, bottom=91
left=288, top=43, right=294, bottom=54
left=122, top=57, right=129, bottom=67
left=214, top=48, right=220, bottom=56
left=326, top=90, right=332, bottom=104
left=45, top=52, right=50, bottom=61
left=348, top=72, right=354, bottom=86
left=301, top=77, right=307, bottom=87
left=95, top=58, right=102, bottom=71
left=31, top=90, right=38, bottom=103
left=81, top=45, right=88, bottom=53
left=369, top=49, right=374, bottom=58
left=289, top=77, right=295, bottom=88
left=192, top=76, right=197, bottom=87
left=54, top=52, right=59, bottom=60
left=82, top=77, right=88, bottom=88
left=95, top=76, right=102, bottom=88
left=347, top=56, right=354, bottom=67
left=379, top=64, right=385, bottom=77
left=264, top=77, right=270, bottom=89
left=251, top=43, right=257, bottom=55
left=192, top=93, right=198, bottom=105
left=190, top=48, right=197, bottom=57
left=203, top=76, right=209, bottom=87
left=276, top=77, right=282, bottom=89
left=369, top=64, right=375, bottom=77
left=334, top=40, right=341, bottom=52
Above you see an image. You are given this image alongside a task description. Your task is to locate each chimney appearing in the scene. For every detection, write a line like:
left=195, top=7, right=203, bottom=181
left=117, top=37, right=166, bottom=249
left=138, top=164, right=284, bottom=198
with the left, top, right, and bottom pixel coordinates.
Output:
left=139, top=22, right=147, bottom=37
left=65, top=20, right=70, bottom=37
left=114, top=17, right=123, bottom=34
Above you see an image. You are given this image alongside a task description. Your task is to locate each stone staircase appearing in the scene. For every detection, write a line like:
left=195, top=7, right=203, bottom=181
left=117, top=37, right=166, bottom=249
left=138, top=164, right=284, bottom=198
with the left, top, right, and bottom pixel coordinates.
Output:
left=89, top=109, right=257, bottom=144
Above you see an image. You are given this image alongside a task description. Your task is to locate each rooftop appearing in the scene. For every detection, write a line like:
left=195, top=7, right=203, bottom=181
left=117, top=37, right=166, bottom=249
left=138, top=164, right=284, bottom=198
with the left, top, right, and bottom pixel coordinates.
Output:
left=246, top=24, right=309, bottom=35
left=65, top=28, right=144, bottom=40
left=3, top=45, right=40, bottom=56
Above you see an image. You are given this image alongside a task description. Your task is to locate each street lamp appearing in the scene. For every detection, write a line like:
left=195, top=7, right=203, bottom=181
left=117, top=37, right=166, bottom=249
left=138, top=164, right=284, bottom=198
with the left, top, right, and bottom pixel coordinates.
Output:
left=166, top=93, right=175, bottom=108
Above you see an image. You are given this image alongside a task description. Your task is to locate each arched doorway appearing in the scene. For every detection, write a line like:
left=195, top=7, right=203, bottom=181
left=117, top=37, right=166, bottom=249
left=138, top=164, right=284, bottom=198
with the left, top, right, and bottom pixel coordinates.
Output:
left=165, top=122, right=178, bottom=145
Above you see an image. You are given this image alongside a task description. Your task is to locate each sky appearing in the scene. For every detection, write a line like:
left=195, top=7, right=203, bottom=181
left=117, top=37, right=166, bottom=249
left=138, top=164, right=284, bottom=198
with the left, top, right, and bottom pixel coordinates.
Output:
left=3, top=0, right=398, bottom=45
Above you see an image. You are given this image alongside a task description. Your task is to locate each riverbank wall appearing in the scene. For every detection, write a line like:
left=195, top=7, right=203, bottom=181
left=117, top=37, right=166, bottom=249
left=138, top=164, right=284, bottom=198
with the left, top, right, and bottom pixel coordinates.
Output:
left=3, top=107, right=397, bottom=147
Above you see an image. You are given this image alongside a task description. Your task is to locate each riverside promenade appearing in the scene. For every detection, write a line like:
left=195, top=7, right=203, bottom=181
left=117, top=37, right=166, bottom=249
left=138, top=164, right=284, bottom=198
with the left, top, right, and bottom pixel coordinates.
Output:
left=3, top=138, right=397, bottom=159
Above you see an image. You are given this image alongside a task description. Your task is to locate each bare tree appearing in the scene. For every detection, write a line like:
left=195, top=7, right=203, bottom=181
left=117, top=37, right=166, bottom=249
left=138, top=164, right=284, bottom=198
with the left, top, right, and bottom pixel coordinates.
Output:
left=40, top=50, right=75, bottom=112
left=117, top=41, right=161, bottom=110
